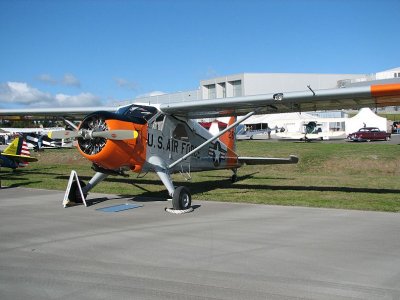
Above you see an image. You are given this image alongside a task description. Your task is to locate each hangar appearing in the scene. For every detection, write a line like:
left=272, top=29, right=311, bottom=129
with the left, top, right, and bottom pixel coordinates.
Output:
left=133, top=67, right=400, bottom=112
left=129, top=68, right=399, bottom=138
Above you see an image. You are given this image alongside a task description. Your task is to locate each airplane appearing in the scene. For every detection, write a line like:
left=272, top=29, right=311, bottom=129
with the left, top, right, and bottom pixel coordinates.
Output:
left=1, top=127, right=72, bottom=150
left=0, top=81, right=400, bottom=210
left=0, top=137, right=38, bottom=170
left=300, top=121, right=324, bottom=142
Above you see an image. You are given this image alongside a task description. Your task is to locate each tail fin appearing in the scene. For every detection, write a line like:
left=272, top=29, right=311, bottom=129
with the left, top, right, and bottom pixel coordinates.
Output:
left=2, top=137, right=22, bottom=156
left=220, top=117, right=238, bottom=167
left=220, top=117, right=236, bottom=152
left=1, top=137, right=38, bottom=165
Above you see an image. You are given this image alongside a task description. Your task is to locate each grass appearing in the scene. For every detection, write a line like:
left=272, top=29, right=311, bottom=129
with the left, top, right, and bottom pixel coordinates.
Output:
left=1, top=140, right=399, bottom=212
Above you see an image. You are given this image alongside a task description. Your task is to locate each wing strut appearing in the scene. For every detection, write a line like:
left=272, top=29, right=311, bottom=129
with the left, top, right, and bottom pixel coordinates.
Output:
left=168, top=109, right=259, bottom=169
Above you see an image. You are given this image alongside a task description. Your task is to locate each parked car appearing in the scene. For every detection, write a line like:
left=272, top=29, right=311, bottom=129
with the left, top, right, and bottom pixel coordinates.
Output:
left=347, top=127, right=391, bottom=142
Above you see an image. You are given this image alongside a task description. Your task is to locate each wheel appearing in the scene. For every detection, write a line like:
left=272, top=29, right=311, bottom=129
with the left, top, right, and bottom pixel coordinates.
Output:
left=68, top=180, right=87, bottom=203
left=172, top=186, right=191, bottom=210
left=231, top=174, right=237, bottom=183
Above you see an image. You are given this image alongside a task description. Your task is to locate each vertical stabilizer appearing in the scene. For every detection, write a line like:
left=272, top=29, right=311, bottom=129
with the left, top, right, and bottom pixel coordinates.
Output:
left=18, top=139, right=31, bottom=167
left=220, top=117, right=238, bottom=167
left=2, top=137, right=21, bottom=155
left=1, top=137, right=37, bottom=166
left=220, top=117, right=236, bottom=152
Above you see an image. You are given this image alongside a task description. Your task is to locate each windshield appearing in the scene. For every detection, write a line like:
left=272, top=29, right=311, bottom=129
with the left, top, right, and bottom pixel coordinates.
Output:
left=116, top=104, right=158, bottom=123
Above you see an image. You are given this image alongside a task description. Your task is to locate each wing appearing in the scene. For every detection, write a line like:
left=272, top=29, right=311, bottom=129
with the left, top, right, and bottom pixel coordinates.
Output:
left=1, top=82, right=399, bottom=119
left=0, top=106, right=117, bottom=116
left=159, top=83, right=400, bottom=118
left=238, top=155, right=299, bottom=165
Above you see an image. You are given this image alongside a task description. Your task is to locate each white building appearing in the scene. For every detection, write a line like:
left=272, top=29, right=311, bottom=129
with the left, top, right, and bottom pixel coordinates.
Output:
left=200, top=73, right=364, bottom=100
left=133, top=68, right=400, bottom=113
left=126, top=68, right=399, bottom=138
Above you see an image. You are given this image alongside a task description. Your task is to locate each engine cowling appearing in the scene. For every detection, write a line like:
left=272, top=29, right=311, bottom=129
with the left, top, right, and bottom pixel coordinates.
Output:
left=77, top=112, right=147, bottom=172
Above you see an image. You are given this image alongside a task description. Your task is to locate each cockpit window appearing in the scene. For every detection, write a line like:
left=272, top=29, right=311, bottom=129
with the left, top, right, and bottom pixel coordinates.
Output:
left=151, top=114, right=165, bottom=130
left=116, top=105, right=157, bottom=124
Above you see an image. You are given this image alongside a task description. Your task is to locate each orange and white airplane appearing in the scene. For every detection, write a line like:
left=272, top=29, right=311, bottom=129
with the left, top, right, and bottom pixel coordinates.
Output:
left=1, top=82, right=400, bottom=210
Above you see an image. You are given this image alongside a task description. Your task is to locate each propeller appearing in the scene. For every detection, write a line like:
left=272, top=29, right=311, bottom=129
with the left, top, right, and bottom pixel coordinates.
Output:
left=48, top=129, right=138, bottom=140
left=50, top=113, right=139, bottom=155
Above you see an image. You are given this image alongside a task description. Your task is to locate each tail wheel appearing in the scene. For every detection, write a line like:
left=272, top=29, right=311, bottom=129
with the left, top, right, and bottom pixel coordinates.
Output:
left=68, top=180, right=87, bottom=203
left=231, top=174, right=238, bottom=183
left=172, top=186, right=191, bottom=210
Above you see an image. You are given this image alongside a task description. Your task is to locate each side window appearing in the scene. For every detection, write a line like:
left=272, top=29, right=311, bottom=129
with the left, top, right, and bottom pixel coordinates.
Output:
left=152, top=114, right=165, bottom=131
left=173, top=124, right=189, bottom=141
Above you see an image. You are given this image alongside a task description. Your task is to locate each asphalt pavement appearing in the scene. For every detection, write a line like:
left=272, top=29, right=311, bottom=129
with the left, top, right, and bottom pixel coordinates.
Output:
left=0, top=187, right=399, bottom=299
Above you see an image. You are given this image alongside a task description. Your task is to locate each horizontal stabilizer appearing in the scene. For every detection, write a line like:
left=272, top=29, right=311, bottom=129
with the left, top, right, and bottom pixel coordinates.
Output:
left=1, top=153, right=38, bottom=163
left=238, top=155, right=299, bottom=165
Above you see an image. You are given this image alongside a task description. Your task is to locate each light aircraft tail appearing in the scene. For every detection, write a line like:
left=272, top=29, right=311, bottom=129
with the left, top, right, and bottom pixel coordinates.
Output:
left=220, top=116, right=237, bottom=167
left=1, top=137, right=38, bottom=166
left=220, top=116, right=236, bottom=152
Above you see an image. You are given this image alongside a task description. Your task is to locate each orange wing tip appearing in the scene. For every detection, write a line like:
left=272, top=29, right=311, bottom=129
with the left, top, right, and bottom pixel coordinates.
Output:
left=371, top=83, right=400, bottom=97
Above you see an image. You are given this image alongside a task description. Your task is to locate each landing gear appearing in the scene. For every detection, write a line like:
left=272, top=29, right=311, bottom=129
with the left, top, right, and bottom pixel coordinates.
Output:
left=172, top=186, right=192, bottom=210
left=231, top=169, right=238, bottom=183
left=154, top=167, right=193, bottom=212
left=231, top=174, right=237, bottom=183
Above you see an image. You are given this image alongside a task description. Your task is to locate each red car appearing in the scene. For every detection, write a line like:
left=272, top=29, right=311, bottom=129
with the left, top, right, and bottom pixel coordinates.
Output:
left=347, top=127, right=391, bottom=142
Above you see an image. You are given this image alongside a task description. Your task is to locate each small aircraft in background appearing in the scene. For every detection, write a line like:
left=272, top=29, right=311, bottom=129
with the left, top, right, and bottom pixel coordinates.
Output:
left=0, top=137, right=38, bottom=170
left=299, top=121, right=325, bottom=142
left=0, top=82, right=399, bottom=210
left=1, top=127, right=73, bottom=150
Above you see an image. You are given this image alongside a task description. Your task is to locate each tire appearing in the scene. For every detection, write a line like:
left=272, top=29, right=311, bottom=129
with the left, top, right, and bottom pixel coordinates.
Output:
left=172, top=186, right=191, bottom=210
left=68, top=180, right=87, bottom=203
left=231, top=174, right=237, bottom=183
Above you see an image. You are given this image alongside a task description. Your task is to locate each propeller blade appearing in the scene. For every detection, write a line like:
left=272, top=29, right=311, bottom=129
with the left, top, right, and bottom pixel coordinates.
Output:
left=62, top=118, right=79, bottom=130
left=48, top=129, right=138, bottom=140
left=91, top=130, right=139, bottom=140
left=48, top=130, right=80, bottom=139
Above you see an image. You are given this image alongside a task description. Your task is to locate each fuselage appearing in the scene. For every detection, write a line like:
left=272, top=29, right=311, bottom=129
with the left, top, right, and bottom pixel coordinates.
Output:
left=75, top=104, right=241, bottom=175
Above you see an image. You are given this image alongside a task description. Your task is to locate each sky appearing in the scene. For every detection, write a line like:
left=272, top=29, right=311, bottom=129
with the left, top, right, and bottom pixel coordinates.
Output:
left=0, top=0, right=399, bottom=109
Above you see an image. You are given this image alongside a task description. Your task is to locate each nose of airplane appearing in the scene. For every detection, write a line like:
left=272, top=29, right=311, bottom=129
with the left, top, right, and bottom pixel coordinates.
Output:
left=76, top=111, right=145, bottom=172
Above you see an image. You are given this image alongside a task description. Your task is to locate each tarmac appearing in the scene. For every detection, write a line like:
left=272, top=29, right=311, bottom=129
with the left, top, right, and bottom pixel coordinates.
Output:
left=0, top=187, right=400, bottom=299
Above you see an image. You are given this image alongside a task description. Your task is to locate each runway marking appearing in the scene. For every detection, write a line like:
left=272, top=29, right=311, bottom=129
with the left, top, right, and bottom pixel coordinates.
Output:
left=96, top=203, right=142, bottom=212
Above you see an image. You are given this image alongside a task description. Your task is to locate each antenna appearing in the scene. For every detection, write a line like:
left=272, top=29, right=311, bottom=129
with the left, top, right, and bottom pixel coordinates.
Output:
left=307, top=85, right=316, bottom=96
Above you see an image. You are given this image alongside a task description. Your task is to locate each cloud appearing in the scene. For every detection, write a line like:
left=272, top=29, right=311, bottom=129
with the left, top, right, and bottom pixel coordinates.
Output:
left=115, top=78, right=139, bottom=90
left=37, top=73, right=81, bottom=88
left=62, top=73, right=81, bottom=88
left=0, top=81, right=101, bottom=108
left=205, top=67, right=219, bottom=79
left=54, top=92, right=100, bottom=107
left=136, top=91, right=166, bottom=98
left=37, top=74, right=57, bottom=85
left=0, top=82, right=53, bottom=105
